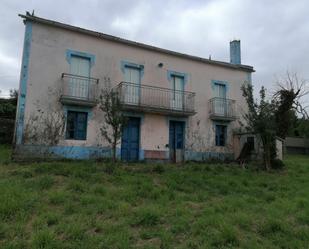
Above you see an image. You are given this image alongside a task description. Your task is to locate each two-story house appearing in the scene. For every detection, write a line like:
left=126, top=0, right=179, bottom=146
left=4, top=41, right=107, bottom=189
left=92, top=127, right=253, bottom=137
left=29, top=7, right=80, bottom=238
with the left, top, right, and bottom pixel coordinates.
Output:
left=13, top=12, right=254, bottom=162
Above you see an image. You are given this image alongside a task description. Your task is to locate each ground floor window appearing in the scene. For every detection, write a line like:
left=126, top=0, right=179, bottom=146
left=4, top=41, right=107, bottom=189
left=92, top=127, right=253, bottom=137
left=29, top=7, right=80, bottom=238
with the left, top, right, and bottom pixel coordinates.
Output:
left=66, top=111, right=88, bottom=140
left=215, top=124, right=227, bottom=146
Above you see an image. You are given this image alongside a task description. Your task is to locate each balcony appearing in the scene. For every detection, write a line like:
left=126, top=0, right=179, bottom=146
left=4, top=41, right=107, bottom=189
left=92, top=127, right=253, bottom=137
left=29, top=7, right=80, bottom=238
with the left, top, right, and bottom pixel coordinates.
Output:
left=116, top=82, right=196, bottom=116
left=209, top=97, right=236, bottom=121
left=60, top=73, right=99, bottom=107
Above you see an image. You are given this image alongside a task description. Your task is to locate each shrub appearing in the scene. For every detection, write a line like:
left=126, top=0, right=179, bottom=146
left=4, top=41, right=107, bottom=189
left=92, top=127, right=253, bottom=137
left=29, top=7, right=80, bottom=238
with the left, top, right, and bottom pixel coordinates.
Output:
left=259, top=219, right=286, bottom=236
left=212, top=225, right=239, bottom=247
left=68, top=180, right=86, bottom=193
left=132, top=208, right=160, bottom=227
left=44, top=212, right=59, bottom=226
left=0, top=181, right=36, bottom=220
left=48, top=192, right=67, bottom=205
left=31, top=230, right=59, bottom=249
left=36, top=176, right=54, bottom=190
left=152, top=164, right=165, bottom=174
left=103, top=162, right=117, bottom=174
left=271, top=159, right=285, bottom=170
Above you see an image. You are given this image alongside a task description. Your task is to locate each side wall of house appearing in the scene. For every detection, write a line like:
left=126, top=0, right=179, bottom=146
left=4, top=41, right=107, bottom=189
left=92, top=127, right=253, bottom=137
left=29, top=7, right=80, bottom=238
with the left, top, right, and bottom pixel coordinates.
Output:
left=14, top=21, right=251, bottom=160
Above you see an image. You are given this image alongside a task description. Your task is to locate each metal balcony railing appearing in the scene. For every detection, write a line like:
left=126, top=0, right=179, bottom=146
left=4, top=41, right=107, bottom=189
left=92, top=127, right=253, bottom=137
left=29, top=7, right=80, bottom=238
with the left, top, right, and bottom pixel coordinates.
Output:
left=116, top=82, right=196, bottom=116
left=209, top=97, right=236, bottom=121
left=60, top=73, right=99, bottom=107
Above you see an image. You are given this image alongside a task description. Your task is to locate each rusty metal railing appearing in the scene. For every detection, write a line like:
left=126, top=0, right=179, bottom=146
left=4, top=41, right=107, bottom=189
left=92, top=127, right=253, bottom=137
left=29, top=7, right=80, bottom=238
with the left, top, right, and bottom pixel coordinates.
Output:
left=61, top=73, right=99, bottom=102
left=115, top=82, right=195, bottom=115
left=209, top=97, right=236, bottom=120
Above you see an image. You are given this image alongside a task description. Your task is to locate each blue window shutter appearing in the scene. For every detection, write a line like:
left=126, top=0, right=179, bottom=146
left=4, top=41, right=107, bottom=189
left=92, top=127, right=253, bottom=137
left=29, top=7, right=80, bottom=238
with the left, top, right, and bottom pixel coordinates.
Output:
left=66, top=111, right=75, bottom=139
left=215, top=125, right=227, bottom=146
left=76, top=112, right=87, bottom=140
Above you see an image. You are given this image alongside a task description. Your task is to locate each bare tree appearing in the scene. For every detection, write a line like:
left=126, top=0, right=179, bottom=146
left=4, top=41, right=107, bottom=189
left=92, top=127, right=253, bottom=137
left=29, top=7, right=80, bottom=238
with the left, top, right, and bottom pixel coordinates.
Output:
left=24, top=110, right=65, bottom=145
left=99, top=82, right=127, bottom=162
left=274, top=72, right=309, bottom=138
left=23, top=87, right=65, bottom=145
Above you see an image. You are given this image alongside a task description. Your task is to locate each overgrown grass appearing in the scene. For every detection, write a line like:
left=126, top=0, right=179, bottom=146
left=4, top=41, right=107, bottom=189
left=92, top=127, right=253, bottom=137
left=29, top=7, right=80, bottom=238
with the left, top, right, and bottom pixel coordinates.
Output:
left=0, top=146, right=308, bottom=248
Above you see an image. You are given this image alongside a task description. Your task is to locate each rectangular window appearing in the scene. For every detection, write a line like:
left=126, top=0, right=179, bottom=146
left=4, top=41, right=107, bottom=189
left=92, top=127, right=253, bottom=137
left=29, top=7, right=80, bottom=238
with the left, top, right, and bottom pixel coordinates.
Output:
left=66, top=111, right=88, bottom=140
left=69, top=55, right=91, bottom=99
left=171, top=75, right=184, bottom=110
left=215, top=124, right=227, bottom=146
left=214, top=83, right=226, bottom=98
left=214, top=83, right=227, bottom=116
left=124, top=66, right=141, bottom=105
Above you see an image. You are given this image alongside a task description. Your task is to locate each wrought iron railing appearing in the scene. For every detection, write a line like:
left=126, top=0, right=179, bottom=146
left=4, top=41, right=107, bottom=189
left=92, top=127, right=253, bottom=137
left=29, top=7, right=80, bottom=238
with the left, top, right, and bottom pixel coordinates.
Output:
left=116, top=82, right=195, bottom=115
left=209, top=97, right=236, bottom=120
left=61, top=73, right=99, bottom=102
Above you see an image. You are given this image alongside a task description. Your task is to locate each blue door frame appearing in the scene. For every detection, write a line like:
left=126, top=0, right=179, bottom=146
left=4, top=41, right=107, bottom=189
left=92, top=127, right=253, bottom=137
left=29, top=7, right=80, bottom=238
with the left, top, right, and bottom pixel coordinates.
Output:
left=169, top=121, right=184, bottom=162
left=121, top=117, right=140, bottom=161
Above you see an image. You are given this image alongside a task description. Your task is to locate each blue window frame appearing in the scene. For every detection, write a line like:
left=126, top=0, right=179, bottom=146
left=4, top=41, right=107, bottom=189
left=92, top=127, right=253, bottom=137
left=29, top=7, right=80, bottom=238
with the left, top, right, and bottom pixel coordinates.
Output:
left=215, top=124, right=227, bottom=146
left=66, top=111, right=88, bottom=140
left=66, top=49, right=95, bottom=67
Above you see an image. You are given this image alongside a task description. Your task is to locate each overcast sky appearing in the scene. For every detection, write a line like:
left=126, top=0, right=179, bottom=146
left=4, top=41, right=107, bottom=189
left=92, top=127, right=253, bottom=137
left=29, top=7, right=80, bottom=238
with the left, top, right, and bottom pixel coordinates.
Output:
left=0, top=0, right=308, bottom=98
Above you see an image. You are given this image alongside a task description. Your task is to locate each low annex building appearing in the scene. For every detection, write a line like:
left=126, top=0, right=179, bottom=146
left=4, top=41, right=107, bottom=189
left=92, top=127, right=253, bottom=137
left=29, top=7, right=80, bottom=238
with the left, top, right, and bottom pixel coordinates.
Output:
left=13, top=12, right=255, bottom=162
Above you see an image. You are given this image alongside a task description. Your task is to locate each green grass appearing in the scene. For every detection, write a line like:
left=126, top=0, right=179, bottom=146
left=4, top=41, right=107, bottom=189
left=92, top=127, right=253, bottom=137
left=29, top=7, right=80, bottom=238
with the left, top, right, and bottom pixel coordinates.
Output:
left=0, top=145, right=308, bottom=248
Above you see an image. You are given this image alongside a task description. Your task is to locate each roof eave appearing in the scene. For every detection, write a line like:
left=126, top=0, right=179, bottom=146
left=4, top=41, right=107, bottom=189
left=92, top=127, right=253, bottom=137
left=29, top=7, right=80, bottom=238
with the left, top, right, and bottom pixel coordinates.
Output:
left=19, top=13, right=255, bottom=73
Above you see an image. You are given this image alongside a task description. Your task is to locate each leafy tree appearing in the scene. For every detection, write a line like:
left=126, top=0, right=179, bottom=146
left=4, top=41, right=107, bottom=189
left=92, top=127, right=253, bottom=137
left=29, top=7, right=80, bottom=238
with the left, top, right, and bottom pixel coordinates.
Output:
left=0, top=89, right=18, bottom=144
left=99, top=86, right=127, bottom=162
left=295, top=119, right=309, bottom=137
left=241, top=84, right=276, bottom=170
left=288, top=117, right=309, bottom=138
left=0, top=89, right=18, bottom=119
left=241, top=73, right=308, bottom=170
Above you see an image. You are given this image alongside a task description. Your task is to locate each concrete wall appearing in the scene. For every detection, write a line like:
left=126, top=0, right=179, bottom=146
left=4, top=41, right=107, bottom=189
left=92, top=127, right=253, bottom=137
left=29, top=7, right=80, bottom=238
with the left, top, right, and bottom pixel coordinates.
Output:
left=14, top=21, right=252, bottom=161
left=285, top=137, right=309, bottom=154
left=234, top=133, right=284, bottom=161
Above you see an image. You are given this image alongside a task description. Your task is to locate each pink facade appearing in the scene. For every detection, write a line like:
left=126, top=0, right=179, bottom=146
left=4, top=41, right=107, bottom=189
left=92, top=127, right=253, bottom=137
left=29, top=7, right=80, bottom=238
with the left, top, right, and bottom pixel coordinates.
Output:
left=13, top=13, right=254, bottom=162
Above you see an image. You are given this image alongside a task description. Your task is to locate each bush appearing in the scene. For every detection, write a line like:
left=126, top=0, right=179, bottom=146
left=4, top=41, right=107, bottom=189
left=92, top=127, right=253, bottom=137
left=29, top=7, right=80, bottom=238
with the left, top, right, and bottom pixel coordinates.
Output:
left=152, top=164, right=165, bottom=174
left=31, top=230, right=59, bottom=249
left=132, top=208, right=160, bottom=227
left=103, top=162, right=117, bottom=174
left=0, top=118, right=14, bottom=144
left=271, top=159, right=285, bottom=170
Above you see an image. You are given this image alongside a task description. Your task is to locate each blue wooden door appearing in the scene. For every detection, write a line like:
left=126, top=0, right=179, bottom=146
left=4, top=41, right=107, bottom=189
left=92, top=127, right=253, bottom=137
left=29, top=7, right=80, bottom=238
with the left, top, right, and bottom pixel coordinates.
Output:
left=121, top=117, right=140, bottom=161
left=169, top=121, right=184, bottom=162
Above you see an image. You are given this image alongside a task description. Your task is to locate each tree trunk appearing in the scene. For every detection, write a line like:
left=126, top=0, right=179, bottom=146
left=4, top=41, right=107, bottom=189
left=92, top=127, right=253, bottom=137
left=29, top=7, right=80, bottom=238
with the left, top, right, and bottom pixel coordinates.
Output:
left=264, top=147, right=271, bottom=170
left=261, top=137, right=271, bottom=171
left=112, top=132, right=118, bottom=163
left=112, top=142, right=116, bottom=162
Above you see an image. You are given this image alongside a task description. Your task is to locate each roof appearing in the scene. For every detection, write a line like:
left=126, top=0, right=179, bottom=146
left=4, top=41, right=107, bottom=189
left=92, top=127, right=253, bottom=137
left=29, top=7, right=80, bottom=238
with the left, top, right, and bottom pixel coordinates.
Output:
left=19, top=13, right=255, bottom=73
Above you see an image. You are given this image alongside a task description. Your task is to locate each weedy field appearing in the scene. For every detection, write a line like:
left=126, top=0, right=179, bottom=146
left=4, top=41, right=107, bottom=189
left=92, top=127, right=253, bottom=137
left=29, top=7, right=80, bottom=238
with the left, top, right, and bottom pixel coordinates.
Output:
left=0, top=145, right=308, bottom=248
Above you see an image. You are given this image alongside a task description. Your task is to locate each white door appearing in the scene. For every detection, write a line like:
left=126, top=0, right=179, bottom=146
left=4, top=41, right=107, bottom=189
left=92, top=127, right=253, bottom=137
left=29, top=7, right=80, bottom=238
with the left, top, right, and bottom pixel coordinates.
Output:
left=171, top=76, right=184, bottom=110
left=124, top=66, right=141, bottom=105
left=214, top=83, right=226, bottom=115
left=70, top=56, right=90, bottom=99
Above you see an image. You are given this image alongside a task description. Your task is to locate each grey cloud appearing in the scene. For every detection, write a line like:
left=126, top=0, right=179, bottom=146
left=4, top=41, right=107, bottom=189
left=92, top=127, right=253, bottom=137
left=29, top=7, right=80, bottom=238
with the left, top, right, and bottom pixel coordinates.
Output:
left=0, top=0, right=308, bottom=101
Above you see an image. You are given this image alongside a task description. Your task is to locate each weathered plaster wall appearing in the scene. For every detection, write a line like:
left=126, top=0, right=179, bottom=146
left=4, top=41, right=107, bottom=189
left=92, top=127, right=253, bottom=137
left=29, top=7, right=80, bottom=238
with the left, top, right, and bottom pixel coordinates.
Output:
left=16, top=21, right=252, bottom=160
